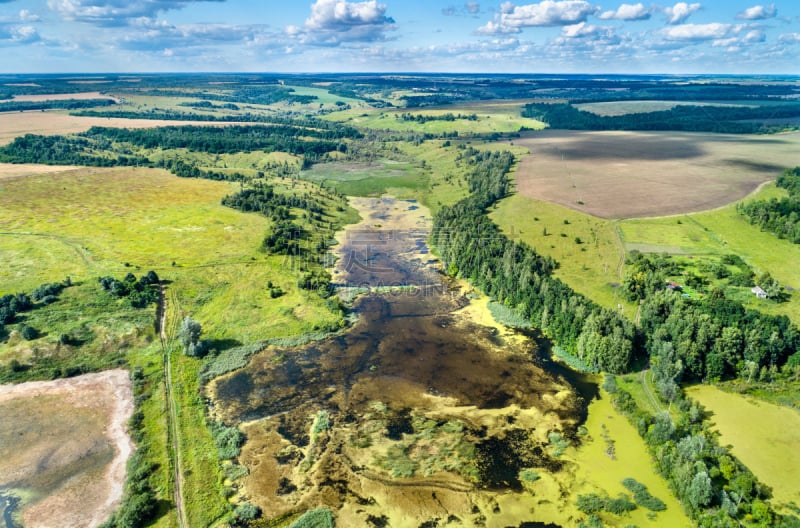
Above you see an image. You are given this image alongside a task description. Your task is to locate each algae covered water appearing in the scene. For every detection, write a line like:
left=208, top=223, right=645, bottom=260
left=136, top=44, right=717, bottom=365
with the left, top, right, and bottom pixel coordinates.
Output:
left=211, top=196, right=594, bottom=526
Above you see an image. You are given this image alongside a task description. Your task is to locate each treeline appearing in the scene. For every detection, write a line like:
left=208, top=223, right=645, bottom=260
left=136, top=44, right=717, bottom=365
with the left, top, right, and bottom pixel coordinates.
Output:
left=0, top=98, right=116, bottom=113
left=737, top=167, right=800, bottom=243
left=0, top=133, right=149, bottom=166
left=0, top=281, right=66, bottom=342
left=397, top=112, right=478, bottom=123
left=81, top=125, right=355, bottom=155
left=177, top=100, right=240, bottom=111
left=0, top=123, right=360, bottom=168
left=606, top=376, right=796, bottom=527
left=522, top=102, right=800, bottom=133
left=221, top=183, right=324, bottom=219
left=432, top=148, right=638, bottom=373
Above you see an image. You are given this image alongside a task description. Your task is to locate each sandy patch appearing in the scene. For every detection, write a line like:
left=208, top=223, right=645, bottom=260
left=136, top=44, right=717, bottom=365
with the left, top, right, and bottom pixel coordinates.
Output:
left=0, top=163, right=79, bottom=179
left=0, top=369, right=134, bottom=528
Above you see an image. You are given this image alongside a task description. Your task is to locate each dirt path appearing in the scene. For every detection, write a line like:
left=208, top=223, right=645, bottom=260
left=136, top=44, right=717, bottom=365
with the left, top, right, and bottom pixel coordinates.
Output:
left=639, top=369, right=664, bottom=414
left=0, top=370, right=134, bottom=528
left=157, top=283, right=188, bottom=528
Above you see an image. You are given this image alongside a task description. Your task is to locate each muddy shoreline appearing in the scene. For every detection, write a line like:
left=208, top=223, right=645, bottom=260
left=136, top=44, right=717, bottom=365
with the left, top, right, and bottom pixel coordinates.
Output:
left=210, top=196, right=595, bottom=527
left=0, top=369, right=134, bottom=528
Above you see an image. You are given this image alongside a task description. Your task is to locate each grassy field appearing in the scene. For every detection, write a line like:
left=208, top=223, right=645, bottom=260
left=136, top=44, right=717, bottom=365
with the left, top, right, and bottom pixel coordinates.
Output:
left=490, top=194, right=635, bottom=315
left=300, top=159, right=429, bottom=198
left=621, top=183, right=800, bottom=323
left=326, top=103, right=545, bottom=135
left=510, top=130, right=800, bottom=219
left=687, top=384, right=800, bottom=513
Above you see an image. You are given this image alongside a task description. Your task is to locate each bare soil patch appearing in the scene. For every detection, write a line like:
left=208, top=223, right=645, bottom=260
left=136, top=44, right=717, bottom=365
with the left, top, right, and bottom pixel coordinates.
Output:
left=512, top=130, right=800, bottom=219
left=0, top=370, right=134, bottom=528
left=0, top=111, right=233, bottom=145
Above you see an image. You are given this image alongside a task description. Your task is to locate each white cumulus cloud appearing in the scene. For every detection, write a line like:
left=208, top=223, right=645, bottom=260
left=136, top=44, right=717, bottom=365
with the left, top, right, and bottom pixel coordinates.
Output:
left=597, top=3, right=650, bottom=21
left=477, top=0, right=599, bottom=34
left=660, top=22, right=736, bottom=41
left=291, top=0, right=396, bottom=46
left=19, top=10, right=42, bottom=22
left=46, top=0, right=225, bottom=27
left=736, top=4, right=777, bottom=20
left=663, top=2, right=702, bottom=25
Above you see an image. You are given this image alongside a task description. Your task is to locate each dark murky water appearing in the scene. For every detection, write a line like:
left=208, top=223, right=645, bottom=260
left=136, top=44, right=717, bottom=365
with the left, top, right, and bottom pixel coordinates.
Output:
left=213, top=197, right=593, bottom=520
left=0, top=492, right=19, bottom=528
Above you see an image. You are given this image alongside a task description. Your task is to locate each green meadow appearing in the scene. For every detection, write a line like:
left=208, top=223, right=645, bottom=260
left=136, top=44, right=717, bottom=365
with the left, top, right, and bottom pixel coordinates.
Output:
left=620, top=183, right=800, bottom=323
left=490, top=193, right=636, bottom=316
left=327, top=105, right=545, bottom=135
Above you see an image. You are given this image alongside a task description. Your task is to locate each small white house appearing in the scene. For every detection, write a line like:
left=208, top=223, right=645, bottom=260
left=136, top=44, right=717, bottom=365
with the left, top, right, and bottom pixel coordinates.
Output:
left=752, top=286, right=768, bottom=299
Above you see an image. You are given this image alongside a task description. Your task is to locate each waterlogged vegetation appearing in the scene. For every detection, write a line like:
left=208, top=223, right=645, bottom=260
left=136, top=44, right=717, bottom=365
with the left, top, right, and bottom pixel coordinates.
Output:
left=2, top=73, right=800, bottom=527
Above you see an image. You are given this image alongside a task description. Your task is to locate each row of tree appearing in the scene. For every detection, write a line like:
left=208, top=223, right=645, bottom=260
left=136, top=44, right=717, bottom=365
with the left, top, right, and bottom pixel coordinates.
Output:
left=432, top=148, right=637, bottom=373
left=522, top=102, right=800, bottom=134
left=606, top=377, right=793, bottom=527
left=0, top=98, right=116, bottom=112
left=81, top=125, right=356, bottom=155
left=737, top=167, right=800, bottom=243
left=397, top=112, right=478, bottom=123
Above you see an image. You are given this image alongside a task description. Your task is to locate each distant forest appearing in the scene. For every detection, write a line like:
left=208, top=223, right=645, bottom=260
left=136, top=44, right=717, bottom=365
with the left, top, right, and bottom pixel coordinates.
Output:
left=522, top=102, right=800, bottom=134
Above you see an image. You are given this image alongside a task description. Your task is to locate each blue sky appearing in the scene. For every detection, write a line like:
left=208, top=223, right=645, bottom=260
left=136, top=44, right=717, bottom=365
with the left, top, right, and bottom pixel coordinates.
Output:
left=0, top=0, right=798, bottom=73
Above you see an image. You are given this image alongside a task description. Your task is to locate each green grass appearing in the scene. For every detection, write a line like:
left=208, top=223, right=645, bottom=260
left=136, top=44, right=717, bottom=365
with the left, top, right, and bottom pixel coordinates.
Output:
left=0, top=280, right=154, bottom=380
left=172, top=352, right=231, bottom=527
left=620, top=183, right=800, bottom=323
left=490, top=193, right=636, bottom=316
left=300, top=159, right=429, bottom=197
left=326, top=105, right=545, bottom=135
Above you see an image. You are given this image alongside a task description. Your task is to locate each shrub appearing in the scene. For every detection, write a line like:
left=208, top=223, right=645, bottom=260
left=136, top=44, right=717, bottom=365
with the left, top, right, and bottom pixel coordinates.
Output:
left=289, top=508, right=334, bottom=528
left=234, top=503, right=260, bottom=521
left=20, top=325, right=38, bottom=340
left=622, top=477, right=666, bottom=511
left=576, top=493, right=606, bottom=514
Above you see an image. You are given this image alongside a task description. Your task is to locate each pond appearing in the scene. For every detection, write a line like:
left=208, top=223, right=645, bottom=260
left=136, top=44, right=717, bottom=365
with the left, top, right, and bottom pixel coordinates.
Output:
left=211, top=196, right=596, bottom=527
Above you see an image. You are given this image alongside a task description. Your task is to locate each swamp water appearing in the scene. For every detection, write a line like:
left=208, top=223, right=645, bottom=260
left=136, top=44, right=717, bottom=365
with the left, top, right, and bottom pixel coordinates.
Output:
left=211, top=197, right=594, bottom=527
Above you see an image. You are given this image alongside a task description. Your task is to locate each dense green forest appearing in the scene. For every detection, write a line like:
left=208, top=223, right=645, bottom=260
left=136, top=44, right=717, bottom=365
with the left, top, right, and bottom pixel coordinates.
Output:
left=433, top=148, right=800, bottom=527
left=0, top=98, right=116, bottom=112
left=737, top=167, right=800, bottom=243
left=432, top=147, right=638, bottom=374
left=0, top=123, right=361, bottom=167
left=522, top=102, right=800, bottom=133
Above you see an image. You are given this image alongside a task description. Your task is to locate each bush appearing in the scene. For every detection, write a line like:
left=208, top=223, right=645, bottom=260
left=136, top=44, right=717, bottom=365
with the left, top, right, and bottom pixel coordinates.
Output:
left=622, top=477, right=666, bottom=511
left=211, top=421, right=245, bottom=460
left=576, top=493, right=606, bottom=514
left=605, top=494, right=637, bottom=515
left=20, top=325, right=38, bottom=340
left=234, top=503, right=260, bottom=521
left=289, top=509, right=335, bottom=528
